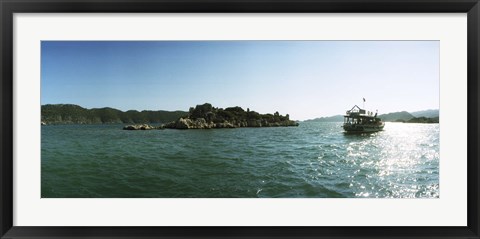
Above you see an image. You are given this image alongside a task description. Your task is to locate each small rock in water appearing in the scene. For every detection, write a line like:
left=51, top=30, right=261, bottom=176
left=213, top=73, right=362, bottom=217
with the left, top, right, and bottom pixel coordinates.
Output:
left=123, top=124, right=155, bottom=130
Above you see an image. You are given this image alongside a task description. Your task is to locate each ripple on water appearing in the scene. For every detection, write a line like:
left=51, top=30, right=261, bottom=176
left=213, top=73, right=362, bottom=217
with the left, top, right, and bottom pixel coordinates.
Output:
left=41, top=122, right=439, bottom=198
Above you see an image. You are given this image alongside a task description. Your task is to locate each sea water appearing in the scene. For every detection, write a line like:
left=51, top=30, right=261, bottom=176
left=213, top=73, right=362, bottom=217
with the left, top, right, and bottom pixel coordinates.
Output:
left=41, top=122, right=439, bottom=198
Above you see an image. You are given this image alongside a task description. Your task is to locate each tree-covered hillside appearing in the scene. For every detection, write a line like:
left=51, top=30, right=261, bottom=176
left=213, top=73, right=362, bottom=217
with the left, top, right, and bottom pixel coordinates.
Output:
left=397, top=116, right=439, bottom=123
left=41, top=104, right=187, bottom=124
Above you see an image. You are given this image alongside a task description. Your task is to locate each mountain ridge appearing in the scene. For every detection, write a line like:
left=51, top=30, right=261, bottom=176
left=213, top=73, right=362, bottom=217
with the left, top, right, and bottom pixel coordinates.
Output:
left=304, top=109, right=439, bottom=122
left=41, top=104, right=187, bottom=124
left=41, top=103, right=298, bottom=126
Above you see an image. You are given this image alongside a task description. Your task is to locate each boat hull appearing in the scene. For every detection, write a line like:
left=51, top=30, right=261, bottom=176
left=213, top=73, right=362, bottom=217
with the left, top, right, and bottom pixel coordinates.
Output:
left=343, top=123, right=384, bottom=133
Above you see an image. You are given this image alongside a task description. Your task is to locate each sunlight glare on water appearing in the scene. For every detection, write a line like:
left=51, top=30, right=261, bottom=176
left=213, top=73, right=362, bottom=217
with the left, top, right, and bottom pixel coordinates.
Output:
left=337, top=123, right=439, bottom=198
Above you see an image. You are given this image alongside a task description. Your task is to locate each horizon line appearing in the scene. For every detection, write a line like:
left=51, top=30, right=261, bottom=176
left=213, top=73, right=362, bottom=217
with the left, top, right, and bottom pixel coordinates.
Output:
left=41, top=103, right=439, bottom=121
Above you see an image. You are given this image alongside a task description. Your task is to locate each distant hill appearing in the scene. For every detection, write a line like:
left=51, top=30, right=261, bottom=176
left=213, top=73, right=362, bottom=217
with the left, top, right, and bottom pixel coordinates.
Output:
left=378, top=111, right=415, bottom=122
left=402, top=116, right=439, bottom=124
left=305, top=109, right=439, bottom=123
left=303, top=115, right=343, bottom=122
left=41, top=104, right=187, bottom=124
left=411, top=109, right=439, bottom=118
left=303, top=111, right=416, bottom=122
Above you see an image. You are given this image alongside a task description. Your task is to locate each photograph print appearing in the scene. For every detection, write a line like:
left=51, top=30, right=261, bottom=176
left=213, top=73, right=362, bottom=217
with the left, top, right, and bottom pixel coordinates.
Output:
left=41, top=41, right=439, bottom=198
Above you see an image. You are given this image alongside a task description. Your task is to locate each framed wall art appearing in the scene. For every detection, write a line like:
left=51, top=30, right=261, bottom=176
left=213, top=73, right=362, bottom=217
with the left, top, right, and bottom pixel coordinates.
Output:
left=1, top=0, right=479, bottom=238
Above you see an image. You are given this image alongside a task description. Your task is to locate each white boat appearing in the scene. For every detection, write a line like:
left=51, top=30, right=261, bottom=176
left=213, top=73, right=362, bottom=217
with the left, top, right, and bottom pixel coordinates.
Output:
left=343, top=105, right=384, bottom=133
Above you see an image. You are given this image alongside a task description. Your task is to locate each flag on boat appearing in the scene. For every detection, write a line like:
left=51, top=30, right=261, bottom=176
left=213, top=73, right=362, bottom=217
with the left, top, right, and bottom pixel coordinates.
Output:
left=363, top=98, right=366, bottom=102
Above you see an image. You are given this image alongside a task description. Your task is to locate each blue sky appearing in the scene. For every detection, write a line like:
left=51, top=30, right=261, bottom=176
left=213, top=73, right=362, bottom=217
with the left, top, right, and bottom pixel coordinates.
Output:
left=41, top=41, right=439, bottom=120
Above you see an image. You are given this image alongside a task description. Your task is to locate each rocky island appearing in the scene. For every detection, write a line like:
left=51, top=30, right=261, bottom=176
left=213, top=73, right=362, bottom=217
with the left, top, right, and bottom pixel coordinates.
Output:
left=166, top=103, right=298, bottom=129
left=124, top=103, right=299, bottom=130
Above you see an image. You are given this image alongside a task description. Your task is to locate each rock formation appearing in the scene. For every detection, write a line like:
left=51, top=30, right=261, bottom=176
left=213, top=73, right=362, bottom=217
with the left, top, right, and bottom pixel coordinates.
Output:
left=163, top=103, right=299, bottom=129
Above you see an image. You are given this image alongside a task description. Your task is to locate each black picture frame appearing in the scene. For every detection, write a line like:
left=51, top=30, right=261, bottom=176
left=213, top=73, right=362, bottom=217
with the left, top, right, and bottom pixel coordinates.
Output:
left=1, top=0, right=479, bottom=238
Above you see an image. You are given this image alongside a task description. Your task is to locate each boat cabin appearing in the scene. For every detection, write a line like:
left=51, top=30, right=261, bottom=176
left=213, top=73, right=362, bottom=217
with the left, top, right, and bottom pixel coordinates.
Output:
left=344, top=105, right=380, bottom=124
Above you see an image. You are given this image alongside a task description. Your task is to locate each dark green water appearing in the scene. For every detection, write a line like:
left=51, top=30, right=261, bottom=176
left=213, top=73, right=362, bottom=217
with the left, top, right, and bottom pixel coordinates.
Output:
left=41, top=122, right=439, bottom=198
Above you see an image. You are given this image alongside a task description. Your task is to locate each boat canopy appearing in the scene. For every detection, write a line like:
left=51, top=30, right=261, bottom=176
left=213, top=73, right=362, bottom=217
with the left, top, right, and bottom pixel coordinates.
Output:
left=345, top=105, right=376, bottom=118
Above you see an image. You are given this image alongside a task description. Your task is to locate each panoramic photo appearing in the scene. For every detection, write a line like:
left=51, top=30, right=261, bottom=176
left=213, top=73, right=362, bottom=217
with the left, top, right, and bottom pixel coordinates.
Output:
left=41, top=41, right=439, bottom=198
